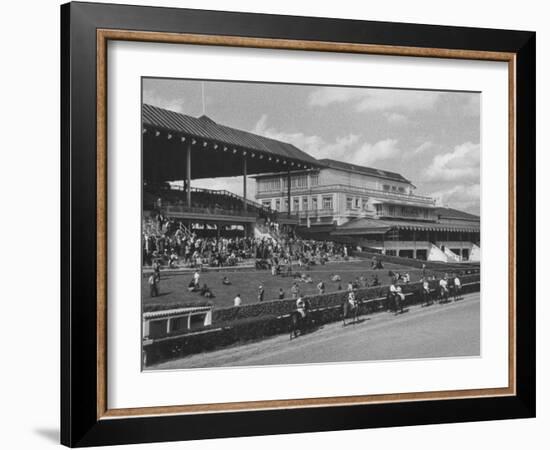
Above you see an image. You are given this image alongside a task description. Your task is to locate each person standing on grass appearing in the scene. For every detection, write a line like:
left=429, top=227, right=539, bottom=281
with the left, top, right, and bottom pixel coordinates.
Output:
left=291, top=283, right=300, bottom=299
left=153, top=259, right=161, bottom=281
left=148, top=273, right=159, bottom=297
left=233, top=293, right=242, bottom=307
left=193, top=270, right=200, bottom=288
left=278, top=288, right=285, bottom=299
left=258, top=285, right=265, bottom=302
left=317, top=280, right=325, bottom=295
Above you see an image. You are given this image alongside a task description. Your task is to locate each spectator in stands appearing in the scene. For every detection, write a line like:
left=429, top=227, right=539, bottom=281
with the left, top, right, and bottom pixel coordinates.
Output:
left=233, top=294, right=242, bottom=307
left=403, top=272, right=410, bottom=284
left=169, top=249, right=178, bottom=268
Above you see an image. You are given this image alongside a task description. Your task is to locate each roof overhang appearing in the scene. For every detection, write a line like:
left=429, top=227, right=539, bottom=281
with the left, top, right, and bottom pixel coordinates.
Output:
left=142, top=104, right=320, bottom=181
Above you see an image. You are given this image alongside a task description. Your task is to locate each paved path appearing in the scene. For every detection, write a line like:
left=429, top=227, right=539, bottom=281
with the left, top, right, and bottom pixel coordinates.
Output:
left=150, top=292, right=480, bottom=370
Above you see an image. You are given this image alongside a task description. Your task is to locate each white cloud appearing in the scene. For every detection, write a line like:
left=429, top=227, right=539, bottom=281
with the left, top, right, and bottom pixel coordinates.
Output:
left=309, top=87, right=442, bottom=113
left=423, top=142, right=480, bottom=182
left=352, top=139, right=401, bottom=166
left=413, top=141, right=434, bottom=155
left=384, top=112, right=410, bottom=125
left=143, top=89, right=186, bottom=113
left=253, top=115, right=400, bottom=168
left=431, top=184, right=480, bottom=214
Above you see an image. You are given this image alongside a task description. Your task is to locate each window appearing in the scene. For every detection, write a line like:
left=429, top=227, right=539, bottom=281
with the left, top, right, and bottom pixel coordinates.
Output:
left=258, top=177, right=280, bottom=193
left=346, top=197, right=353, bottom=209
left=398, top=186, right=405, bottom=193
left=388, top=205, right=396, bottom=216
left=383, top=184, right=390, bottom=191
left=302, top=196, right=308, bottom=211
left=355, top=198, right=360, bottom=208
left=262, top=200, right=272, bottom=209
left=310, top=173, right=319, bottom=187
left=291, top=175, right=308, bottom=189
left=275, top=199, right=281, bottom=211
left=322, top=196, right=333, bottom=210
left=391, top=186, right=397, bottom=191
left=284, top=198, right=289, bottom=211
left=312, top=197, right=318, bottom=210
left=293, top=197, right=300, bottom=211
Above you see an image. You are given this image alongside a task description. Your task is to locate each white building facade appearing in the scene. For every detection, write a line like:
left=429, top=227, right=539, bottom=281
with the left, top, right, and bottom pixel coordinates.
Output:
left=254, top=159, right=480, bottom=262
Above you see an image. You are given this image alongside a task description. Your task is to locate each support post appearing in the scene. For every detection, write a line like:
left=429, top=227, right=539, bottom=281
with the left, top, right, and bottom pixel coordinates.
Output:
left=186, top=141, right=192, bottom=207
left=287, top=169, right=291, bottom=217
left=243, top=156, right=247, bottom=212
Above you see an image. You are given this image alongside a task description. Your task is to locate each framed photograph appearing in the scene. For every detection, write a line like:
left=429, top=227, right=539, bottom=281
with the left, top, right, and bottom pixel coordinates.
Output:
left=61, top=2, right=535, bottom=447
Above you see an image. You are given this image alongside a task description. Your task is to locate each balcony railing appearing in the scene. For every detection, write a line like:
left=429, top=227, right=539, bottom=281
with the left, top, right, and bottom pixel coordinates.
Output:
left=298, top=208, right=335, bottom=218
left=256, top=183, right=435, bottom=205
left=164, top=205, right=259, bottom=218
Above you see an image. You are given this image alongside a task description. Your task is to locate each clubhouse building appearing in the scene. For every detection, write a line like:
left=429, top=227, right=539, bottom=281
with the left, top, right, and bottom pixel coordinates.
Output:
left=254, top=159, right=480, bottom=262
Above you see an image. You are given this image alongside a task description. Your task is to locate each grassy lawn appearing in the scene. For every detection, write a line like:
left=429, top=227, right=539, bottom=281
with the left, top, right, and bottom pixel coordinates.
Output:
left=142, top=260, right=432, bottom=310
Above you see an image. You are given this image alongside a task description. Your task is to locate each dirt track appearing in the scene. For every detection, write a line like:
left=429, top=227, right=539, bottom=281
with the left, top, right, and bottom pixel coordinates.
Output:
left=150, top=292, right=480, bottom=370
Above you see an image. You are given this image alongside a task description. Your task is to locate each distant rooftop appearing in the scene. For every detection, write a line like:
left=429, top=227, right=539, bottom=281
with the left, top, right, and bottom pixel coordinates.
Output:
left=435, top=207, right=480, bottom=222
left=318, top=158, right=412, bottom=184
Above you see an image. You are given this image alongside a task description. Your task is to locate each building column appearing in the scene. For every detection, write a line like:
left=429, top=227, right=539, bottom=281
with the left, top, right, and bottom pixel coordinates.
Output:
left=243, top=155, right=247, bottom=212
left=287, top=169, right=291, bottom=217
left=186, top=141, right=192, bottom=207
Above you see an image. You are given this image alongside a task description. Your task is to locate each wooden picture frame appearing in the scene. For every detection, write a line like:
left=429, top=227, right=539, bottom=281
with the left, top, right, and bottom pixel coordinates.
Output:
left=61, top=2, right=535, bottom=447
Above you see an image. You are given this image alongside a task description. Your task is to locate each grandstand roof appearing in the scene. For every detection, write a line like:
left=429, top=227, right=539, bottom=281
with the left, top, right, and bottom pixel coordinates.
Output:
left=142, top=104, right=319, bottom=181
left=331, top=217, right=480, bottom=236
left=318, top=159, right=412, bottom=185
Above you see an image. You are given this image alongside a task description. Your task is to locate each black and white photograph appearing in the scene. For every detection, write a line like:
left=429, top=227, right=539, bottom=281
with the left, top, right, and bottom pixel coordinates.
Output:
left=141, top=78, right=481, bottom=370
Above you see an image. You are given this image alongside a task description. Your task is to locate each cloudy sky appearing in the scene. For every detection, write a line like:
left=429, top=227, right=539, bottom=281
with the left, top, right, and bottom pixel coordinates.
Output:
left=143, top=78, right=480, bottom=215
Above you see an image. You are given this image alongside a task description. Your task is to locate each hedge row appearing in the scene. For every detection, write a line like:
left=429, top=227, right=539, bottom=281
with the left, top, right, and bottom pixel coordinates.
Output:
left=211, top=273, right=480, bottom=324
left=143, top=274, right=480, bottom=366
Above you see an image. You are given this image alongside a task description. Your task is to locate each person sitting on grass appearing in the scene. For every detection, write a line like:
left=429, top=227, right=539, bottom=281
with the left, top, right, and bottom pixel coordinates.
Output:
left=331, top=274, right=341, bottom=282
left=222, top=276, right=232, bottom=285
left=188, top=278, right=199, bottom=292
left=278, top=288, right=285, bottom=299
left=371, top=274, right=380, bottom=286
left=200, top=283, right=214, bottom=298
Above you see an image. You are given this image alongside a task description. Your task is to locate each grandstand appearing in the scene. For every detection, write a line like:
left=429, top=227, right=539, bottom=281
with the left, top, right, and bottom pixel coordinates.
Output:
left=142, top=104, right=320, bottom=240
